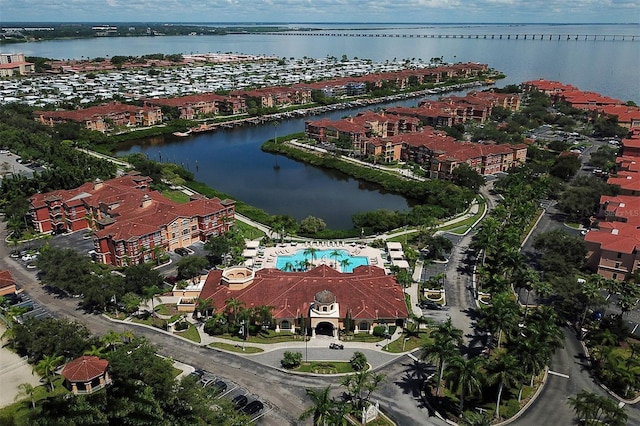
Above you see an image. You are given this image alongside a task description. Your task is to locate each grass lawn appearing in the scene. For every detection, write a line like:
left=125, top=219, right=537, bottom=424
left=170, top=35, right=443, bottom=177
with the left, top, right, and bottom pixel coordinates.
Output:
left=0, top=377, right=68, bottom=424
left=161, top=189, right=191, bottom=204
left=233, top=220, right=265, bottom=240
left=154, top=304, right=170, bottom=315
left=175, top=323, right=201, bottom=343
left=209, top=342, right=263, bottom=353
left=385, top=331, right=433, bottom=353
left=296, top=361, right=356, bottom=374
left=342, top=333, right=384, bottom=343
left=438, top=198, right=486, bottom=234
left=220, top=329, right=300, bottom=344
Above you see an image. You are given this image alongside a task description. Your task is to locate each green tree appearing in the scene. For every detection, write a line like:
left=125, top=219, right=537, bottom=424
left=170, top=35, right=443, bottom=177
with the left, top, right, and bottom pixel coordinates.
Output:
left=281, top=351, right=303, bottom=369
left=485, top=352, right=522, bottom=419
left=14, top=382, right=37, bottom=409
left=444, top=355, right=483, bottom=414
left=340, top=370, right=386, bottom=411
left=568, top=390, right=628, bottom=426
left=299, top=216, right=327, bottom=235
left=420, top=318, right=462, bottom=397
left=177, top=255, right=209, bottom=282
left=350, top=351, right=368, bottom=371
left=299, top=386, right=337, bottom=426
left=35, top=354, right=64, bottom=392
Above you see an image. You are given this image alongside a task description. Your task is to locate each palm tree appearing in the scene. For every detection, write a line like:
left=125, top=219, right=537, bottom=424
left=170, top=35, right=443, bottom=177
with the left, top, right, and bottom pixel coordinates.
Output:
left=224, top=297, right=245, bottom=325
left=485, top=352, right=522, bottom=419
left=340, top=370, right=386, bottom=411
left=568, top=390, right=628, bottom=426
left=35, top=354, right=64, bottom=392
left=479, top=292, right=519, bottom=349
left=84, top=344, right=106, bottom=357
left=299, top=386, right=335, bottom=426
left=444, top=355, right=483, bottom=414
left=257, top=305, right=274, bottom=329
left=121, top=329, right=134, bottom=344
left=141, top=285, right=161, bottom=315
left=15, top=383, right=37, bottom=409
left=303, top=247, right=318, bottom=266
left=196, top=297, right=214, bottom=319
left=420, top=339, right=458, bottom=397
left=460, top=411, right=493, bottom=426
left=339, top=258, right=351, bottom=272
left=282, top=261, right=294, bottom=272
left=420, top=317, right=463, bottom=397
left=329, top=249, right=341, bottom=269
left=101, top=330, right=122, bottom=352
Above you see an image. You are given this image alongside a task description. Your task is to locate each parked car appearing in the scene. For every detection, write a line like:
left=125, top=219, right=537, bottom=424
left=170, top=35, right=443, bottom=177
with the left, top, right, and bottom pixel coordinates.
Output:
left=211, top=380, right=227, bottom=395
left=241, top=400, right=264, bottom=415
left=174, top=247, right=189, bottom=256
left=420, top=300, right=445, bottom=310
left=232, top=394, right=248, bottom=409
left=21, top=253, right=37, bottom=262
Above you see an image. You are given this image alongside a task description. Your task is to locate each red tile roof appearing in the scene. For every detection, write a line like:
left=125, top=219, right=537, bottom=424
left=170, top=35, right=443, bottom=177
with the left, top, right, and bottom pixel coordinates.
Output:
left=61, top=356, right=109, bottom=382
left=199, top=265, right=408, bottom=321
left=585, top=222, right=640, bottom=254
left=0, top=270, right=15, bottom=291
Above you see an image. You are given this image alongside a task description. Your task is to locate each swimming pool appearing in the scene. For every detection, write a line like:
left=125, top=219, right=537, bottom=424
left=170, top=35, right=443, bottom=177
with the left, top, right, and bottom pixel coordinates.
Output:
left=275, top=249, right=369, bottom=273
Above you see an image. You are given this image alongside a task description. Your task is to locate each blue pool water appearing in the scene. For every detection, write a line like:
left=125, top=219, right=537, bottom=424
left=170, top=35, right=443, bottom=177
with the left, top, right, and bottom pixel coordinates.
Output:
left=275, top=249, right=369, bottom=273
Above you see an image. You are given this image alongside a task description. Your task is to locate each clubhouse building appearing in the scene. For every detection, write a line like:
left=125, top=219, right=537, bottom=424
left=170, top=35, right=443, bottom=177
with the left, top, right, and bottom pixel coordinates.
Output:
left=196, top=264, right=409, bottom=337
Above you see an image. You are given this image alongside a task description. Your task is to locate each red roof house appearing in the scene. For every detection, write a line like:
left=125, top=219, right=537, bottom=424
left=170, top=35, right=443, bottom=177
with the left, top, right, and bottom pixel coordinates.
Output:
left=61, top=356, right=111, bottom=395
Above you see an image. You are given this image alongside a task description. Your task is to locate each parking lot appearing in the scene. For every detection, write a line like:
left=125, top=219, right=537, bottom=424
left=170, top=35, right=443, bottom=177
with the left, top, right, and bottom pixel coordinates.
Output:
left=189, top=368, right=273, bottom=423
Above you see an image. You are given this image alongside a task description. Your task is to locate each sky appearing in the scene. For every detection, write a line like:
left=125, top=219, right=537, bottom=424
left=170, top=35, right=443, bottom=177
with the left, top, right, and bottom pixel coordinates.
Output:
left=0, top=0, right=638, bottom=24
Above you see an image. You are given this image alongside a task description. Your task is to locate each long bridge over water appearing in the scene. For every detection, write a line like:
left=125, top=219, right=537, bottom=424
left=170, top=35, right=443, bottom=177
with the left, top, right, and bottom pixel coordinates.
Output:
left=265, top=32, right=637, bottom=42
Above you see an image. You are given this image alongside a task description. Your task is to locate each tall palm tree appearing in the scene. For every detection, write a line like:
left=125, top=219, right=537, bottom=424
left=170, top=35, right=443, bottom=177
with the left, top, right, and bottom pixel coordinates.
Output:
left=35, top=354, right=64, bottom=392
left=257, top=305, right=274, bottom=329
left=420, top=338, right=458, bottom=397
left=198, top=297, right=215, bottom=318
left=224, top=297, right=245, bottom=326
left=15, top=383, right=37, bottom=409
left=479, top=292, right=519, bottom=349
left=299, top=386, right=335, bottom=426
left=142, top=285, right=161, bottom=315
left=339, top=258, right=351, bottom=272
left=101, top=330, right=122, bottom=352
left=329, top=249, right=341, bottom=269
left=568, top=390, right=628, bottom=426
left=485, top=352, right=522, bottom=419
left=303, top=247, right=318, bottom=266
left=421, top=317, right=463, bottom=397
left=444, top=355, right=483, bottom=414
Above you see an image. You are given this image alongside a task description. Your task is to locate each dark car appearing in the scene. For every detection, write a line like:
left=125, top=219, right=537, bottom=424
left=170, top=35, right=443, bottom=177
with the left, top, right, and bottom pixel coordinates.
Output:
left=241, top=400, right=264, bottom=415
left=420, top=301, right=444, bottom=310
left=174, top=247, right=189, bottom=256
left=211, top=380, right=227, bottom=395
left=232, top=394, right=248, bottom=409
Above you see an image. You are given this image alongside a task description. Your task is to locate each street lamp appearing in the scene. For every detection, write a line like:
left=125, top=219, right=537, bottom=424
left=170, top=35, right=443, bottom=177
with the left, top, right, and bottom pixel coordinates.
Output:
left=305, top=330, right=308, bottom=363
left=239, top=320, right=246, bottom=351
left=403, top=337, right=410, bottom=352
left=384, top=323, right=390, bottom=351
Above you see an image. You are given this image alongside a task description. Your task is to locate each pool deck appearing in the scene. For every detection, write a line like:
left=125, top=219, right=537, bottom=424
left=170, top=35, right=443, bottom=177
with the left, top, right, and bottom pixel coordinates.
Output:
left=253, top=241, right=387, bottom=272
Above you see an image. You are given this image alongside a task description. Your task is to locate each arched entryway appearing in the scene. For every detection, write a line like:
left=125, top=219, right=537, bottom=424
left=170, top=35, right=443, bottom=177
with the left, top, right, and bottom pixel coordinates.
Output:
left=315, top=321, right=334, bottom=336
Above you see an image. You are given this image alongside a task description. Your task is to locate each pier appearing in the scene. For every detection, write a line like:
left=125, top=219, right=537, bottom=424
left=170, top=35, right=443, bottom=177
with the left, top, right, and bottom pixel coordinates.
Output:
left=267, top=32, right=637, bottom=42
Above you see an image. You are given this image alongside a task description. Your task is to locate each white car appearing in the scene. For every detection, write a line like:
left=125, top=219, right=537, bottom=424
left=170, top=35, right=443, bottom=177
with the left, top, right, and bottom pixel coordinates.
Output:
left=21, top=254, right=37, bottom=262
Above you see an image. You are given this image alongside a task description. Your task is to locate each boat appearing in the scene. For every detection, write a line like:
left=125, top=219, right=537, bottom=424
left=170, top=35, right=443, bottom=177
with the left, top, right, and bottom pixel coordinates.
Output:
left=172, top=130, right=192, bottom=137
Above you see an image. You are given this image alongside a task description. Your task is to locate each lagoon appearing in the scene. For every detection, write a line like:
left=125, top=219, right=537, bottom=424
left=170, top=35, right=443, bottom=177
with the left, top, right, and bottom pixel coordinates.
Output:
left=13, top=23, right=639, bottom=229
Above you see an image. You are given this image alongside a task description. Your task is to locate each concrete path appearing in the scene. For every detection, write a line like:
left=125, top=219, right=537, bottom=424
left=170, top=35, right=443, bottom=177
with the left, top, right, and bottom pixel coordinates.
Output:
left=0, top=325, right=42, bottom=408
